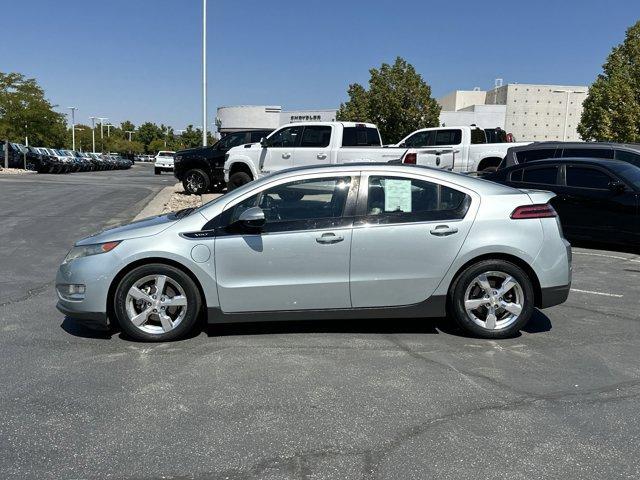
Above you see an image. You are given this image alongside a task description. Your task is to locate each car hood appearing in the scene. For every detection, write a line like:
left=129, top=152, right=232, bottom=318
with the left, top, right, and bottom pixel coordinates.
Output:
left=76, top=214, right=178, bottom=246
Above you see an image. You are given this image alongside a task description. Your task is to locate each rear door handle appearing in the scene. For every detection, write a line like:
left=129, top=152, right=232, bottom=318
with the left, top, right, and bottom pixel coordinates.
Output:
left=317, top=153, right=327, bottom=160
left=282, top=153, right=291, bottom=159
left=430, top=225, right=458, bottom=236
left=316, top=232, right=344, bottom=244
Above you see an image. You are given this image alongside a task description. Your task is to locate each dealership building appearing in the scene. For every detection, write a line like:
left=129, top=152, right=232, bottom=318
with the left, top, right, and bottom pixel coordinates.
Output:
left=216, top=82, right=589, bottom=142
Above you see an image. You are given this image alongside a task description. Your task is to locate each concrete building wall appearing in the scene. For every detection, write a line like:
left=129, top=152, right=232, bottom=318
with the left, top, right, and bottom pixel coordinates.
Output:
left=217, top=105, right=282, bottom=133
left=280, top=109, right=337, bottom=125
left=438, top=90, right=487, bottom=111
left=439, top=105, right=506, bottom=129
left=486, top=84, right=588, bottom=142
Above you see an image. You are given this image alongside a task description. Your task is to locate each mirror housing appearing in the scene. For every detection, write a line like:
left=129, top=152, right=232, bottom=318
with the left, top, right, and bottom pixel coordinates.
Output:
left=237, top=206, right=266, bottom=228
left=608, top=180, right=626, bottom=193
left=260, top=137, right=269, bottom=148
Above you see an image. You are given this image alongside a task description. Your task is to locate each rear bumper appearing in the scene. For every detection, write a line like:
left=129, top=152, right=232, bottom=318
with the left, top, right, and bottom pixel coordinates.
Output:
left=539, top=284, right=571, bottom=309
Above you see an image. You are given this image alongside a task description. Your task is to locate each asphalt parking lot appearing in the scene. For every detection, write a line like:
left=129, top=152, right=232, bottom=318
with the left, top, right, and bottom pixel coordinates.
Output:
left=1, top=163, right=639, bottom=479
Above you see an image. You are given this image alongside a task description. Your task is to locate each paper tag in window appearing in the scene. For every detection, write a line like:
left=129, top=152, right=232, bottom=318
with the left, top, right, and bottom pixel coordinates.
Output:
left=384, top=179, right=412, bottom=212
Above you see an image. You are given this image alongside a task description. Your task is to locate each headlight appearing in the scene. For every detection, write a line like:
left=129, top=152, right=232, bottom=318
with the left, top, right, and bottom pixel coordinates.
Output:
left=63, top=241, right=120, bottom=264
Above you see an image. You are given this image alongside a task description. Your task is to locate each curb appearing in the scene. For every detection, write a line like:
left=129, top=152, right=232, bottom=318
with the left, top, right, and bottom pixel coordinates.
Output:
left=133, top=182, right=182, bottom=221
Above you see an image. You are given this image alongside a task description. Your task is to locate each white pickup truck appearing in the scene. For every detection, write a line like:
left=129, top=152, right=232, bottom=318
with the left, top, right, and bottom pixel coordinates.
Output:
left=224, top=122, right=421, bottom=189
left=394, top=126, right=531, bottom=173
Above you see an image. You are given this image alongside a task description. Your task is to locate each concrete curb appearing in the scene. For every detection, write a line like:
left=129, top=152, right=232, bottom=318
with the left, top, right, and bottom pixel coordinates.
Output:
left=133, top=182, right=181, bottom=221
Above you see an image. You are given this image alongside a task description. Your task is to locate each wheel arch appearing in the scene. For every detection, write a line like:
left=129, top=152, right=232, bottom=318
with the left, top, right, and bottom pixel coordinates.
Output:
left=447, top=253, right=542, bottom=308
left=106, top=257, right=209, bottom=322
left=476, top=157, right=503, bottom=172
left=229, top=160, right=254, bottom=179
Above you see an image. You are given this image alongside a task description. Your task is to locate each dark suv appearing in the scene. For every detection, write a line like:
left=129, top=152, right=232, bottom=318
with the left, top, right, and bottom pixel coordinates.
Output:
left=174, top=129, right=273, bottom=194
left=500, top=141, right=640, bottom=169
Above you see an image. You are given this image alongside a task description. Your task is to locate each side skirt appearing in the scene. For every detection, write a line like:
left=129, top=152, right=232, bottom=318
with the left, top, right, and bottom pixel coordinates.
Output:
left=207, top=296, right=447, bottom=324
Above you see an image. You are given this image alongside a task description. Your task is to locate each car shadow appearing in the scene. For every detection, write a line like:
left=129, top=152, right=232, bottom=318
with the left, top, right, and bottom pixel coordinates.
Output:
left=570, top=239, right=640, bottom=255
left=61, top=309, right=552, bottom=341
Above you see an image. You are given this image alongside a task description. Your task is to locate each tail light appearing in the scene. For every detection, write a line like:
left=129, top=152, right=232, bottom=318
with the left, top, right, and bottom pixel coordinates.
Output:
left=511, top=203, right=557, bottom=219
left=403, top=152, right=417, bottom=164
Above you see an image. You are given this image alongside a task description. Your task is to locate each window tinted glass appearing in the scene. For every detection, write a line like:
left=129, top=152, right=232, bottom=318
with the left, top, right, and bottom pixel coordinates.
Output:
left=226, top=177, right=352, bottom=230
left=522, top=166, right=558, bottom=185
left=614, top=149, right=640, bottom=167
left=434, top=129, right=462, bottom=146
left=366, top=176, right=470, bottom=222
left=300, top=126, right=331, bottom=147
left=342, top=127, right=381, bottom=146
left=510, top=168, right=523, bottom=182
left=515, top=148, right=556, bottom=163
left=562, top=147, right=613, bottom=159
left=566, top=167, right=612, bottom=189
left=471, top=129, right=487, bottom=144
left=616, top=164, right=640, bottom=189
left=218, top=133, right=247, bottom=150
left=268, top=126, right=302, bottom=148
left=484, top=128, right=507, bottom=143
left=250, top=131, right=270, bottom=143
left=403, top=131, right=434, bottom=147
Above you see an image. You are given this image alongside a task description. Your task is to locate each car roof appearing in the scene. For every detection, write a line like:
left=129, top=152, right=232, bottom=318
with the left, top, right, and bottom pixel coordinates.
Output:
left=501, top=157, right=631, bottom=170
left=507, top=141, right=640, bottom=152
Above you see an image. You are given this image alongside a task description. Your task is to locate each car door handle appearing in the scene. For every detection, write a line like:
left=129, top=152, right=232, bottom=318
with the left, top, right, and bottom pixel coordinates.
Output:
left=317, top=153, right=327, bottom=160
left=282, top=153, right=291, bottom=159
left=316, top=232, right=344, bottom=244
left=430, top=225, right=458, bottom=236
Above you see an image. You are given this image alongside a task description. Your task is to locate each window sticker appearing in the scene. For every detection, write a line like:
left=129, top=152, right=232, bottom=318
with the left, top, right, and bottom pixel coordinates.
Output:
left=384, top=179, right=412, bottom=212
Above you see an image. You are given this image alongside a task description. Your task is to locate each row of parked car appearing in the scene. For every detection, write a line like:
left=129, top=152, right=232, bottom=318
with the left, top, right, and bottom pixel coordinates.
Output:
left=1, top=141, right=133, bottom=173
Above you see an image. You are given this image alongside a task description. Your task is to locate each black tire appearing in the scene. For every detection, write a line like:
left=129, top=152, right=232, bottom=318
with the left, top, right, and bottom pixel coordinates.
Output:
left=154, top=167, right=161, bottom=175
left=113, top=263, right=202, bottom=342
left=449, top=259, right=535, bottom=339
left=183, top=168, right=211, bottom=195
left=227, top=171, right=252, bottom=191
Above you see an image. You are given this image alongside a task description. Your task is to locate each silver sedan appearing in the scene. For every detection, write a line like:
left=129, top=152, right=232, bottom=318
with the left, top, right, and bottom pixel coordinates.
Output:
left=56, top=164, right=571, bottom=341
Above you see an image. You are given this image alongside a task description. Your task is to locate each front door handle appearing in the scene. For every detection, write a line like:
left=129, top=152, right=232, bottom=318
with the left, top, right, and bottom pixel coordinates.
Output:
left=317, top=153, right=327, bottom=160
left=430, top=225, right=458, bottom=236
left=316, top=232, right=344, bottom=244
left=282, top=153, right=291, bottom=159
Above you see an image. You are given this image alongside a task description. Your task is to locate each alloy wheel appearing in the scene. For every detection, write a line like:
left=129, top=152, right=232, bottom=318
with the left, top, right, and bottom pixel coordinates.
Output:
left=463, top=271, right=524, bottom=331
left=125, top=274, right=188, bottom=335
left=186, top=172, right=205, bottom=193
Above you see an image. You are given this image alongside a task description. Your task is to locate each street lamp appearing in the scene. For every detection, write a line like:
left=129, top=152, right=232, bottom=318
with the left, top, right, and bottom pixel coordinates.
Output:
left=68, top=107, right=77, bottom=150
left=98, top=117, right=108, bottom=152
left=104, top=124, right=114, bottom=137
left=74, top=126, right=85, bottom=151
left=202, top=0, right=208, bottom=147
left=553, top=89, right=587, bottom=141
left=89, top=116, right=97, bottom=153
left=125, top=130, right=135, bottom=141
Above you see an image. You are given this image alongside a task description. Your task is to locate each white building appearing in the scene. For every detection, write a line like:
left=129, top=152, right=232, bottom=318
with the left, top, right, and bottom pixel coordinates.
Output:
left=216, top=105, right=338, bottom=134
left=439, top=104, right=506, bottom=130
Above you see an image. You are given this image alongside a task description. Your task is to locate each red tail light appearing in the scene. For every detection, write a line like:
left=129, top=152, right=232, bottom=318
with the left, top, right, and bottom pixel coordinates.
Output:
left=511, top=203, right=557, bottom=219
left=403, top=152, right=417, bottom=164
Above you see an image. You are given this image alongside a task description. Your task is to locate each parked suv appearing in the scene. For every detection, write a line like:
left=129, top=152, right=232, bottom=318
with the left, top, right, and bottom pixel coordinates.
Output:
left=154, top=151, right=176, bottom=175
left=500, top=142, right=640, bottom=169
left=174, top=129, right=273, bottom=194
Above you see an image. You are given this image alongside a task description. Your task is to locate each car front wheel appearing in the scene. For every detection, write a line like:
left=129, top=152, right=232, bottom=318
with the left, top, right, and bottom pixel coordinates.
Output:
left=183, top=168, right=210, bottom=195
left=227, top=171, right=252, bottom=191
left=113, top=264, right=202, bottom=341
left=450, top=259, right=534, bottom=339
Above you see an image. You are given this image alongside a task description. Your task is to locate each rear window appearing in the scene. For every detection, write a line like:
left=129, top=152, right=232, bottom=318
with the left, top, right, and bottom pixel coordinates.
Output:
left=158, top=151, right=174, bottom=157
left=561, top=147, right=613, bottom=159
left=515, top=148, right=556, bottom=163
left=614, top=149, right=640, bottom=167
left=521, top=166, right=559, bottom=185
left=566, top=166, right=611, bottom=189
left=342, top=127, right=381, bottom=147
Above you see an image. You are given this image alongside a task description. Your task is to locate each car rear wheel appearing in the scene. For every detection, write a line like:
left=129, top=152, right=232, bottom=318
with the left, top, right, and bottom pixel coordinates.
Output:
left=227, top=171, right=252, bottom=191
left=183, top=168, right=210, bottom=195
left=450, top=259, right=534, bottom=339
left=113, top=264, right=202, bottom=341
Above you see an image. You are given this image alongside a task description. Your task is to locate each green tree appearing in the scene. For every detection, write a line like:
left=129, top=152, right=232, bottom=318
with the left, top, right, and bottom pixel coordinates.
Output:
left=0, top=72, right=67, bottom=147
left=336, top=57, right=441, bottom=144
left=578, top=21, right=640, bottom=142
left=148, top=138, right=167, bottom=154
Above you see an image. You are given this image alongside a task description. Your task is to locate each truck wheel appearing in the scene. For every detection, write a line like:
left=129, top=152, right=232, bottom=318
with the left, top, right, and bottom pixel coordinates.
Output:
left=183, top=169, right=210, bottom=195
left=227, top=171, right=252, bottom=191
left=154, top=167, right=161, bottom=175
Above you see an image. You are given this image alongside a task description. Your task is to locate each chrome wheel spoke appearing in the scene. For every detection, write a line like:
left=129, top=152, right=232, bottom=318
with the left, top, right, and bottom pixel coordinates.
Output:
left=128, top=286, right=151, bottom=303
left=501, top=301, right=522, bottom=316
left=498, top=276, right=517, bottom=296
left=476, top=274, right=492, bottom=294
left=162, top=295, right=187, bottom=307
left=465, top=298, right=485, bottom=310
left=159, top=313, right=174, bottom=332
left=485, top=308, right=497, bottom=330
left=154, top=275, right=167, bottom=296
left=131, top=307, right=152, bottom=327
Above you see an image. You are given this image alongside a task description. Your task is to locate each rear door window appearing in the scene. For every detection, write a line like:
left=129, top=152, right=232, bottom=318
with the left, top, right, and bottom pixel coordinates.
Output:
left=515, top=148, right=557, bottom=163
left=433, top=129, right=462, bottom=146
left=300, top=126, right=332, bottom=148
left=522, top=166, right=559, bottom=185
left=561, top=147, right=613, bottom=159
left=566, top=166, right=612, bottom=190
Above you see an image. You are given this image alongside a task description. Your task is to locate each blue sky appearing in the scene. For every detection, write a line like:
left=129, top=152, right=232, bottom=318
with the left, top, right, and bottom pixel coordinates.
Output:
left=2, top=0, right=638, bottom=130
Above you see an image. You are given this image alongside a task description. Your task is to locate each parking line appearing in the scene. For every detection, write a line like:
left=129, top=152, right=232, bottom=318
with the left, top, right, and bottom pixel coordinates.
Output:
left=570, top=288, right=623, bottom=298
left=573, top=251, right=640, bottom=263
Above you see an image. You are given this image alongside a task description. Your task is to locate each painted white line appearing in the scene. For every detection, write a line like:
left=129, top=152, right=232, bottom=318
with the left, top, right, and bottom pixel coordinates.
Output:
left=573, top=251, right=640, bottom=263
left=570, top=288, right=623, bottom=298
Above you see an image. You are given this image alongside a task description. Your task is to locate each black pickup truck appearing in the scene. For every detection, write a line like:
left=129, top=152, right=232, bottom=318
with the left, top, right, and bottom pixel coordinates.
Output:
left=174, top=129, right=273, bottom=194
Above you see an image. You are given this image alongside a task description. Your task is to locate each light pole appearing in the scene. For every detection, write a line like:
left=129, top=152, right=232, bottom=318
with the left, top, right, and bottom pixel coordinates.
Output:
left=68, top=107, right=77, bottom=150
left=105, top=124, right=114, bottom=137
left=98, top=117, right=108, bottom=152
left=553, top=89, right=587, bottom=141
left=89, top=116, right=97, bottom=153
left=74, top=127, right=85, bottom=151
left=125, top=130, right=134, bottom=141
left=202, top=0, right=207, bottom=147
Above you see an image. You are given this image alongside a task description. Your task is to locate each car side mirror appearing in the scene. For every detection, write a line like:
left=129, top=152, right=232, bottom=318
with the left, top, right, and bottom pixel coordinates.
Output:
left=608, top=180, right=626, bottom=193
left=237, top=207, right=266, bottom=228
left=260, top=137, right=269, bottom=148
